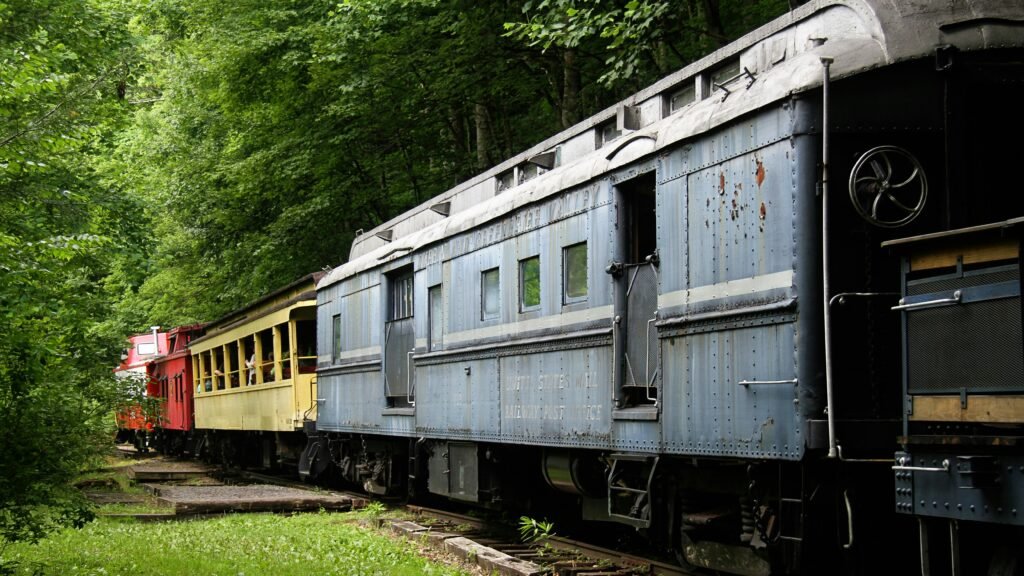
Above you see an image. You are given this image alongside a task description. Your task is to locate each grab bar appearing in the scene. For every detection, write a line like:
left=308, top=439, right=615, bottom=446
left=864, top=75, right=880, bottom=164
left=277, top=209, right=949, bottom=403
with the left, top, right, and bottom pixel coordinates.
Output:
left=891, top=290, right=961, bottom=311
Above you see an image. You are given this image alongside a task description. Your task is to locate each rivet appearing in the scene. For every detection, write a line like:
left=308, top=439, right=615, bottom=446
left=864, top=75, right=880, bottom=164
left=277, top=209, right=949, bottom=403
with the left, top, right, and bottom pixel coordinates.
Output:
left=970, top=505, right=975, bottom=512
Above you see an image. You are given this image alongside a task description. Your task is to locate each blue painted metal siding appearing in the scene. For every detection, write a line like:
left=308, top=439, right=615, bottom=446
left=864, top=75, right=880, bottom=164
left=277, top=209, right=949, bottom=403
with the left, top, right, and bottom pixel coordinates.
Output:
left=499, top=347, right=613, bottom=447
left=656, top=104, right=804, bottom=460
left=416, top=358, right=501, bottom=440
left=662, top=319, right=800, bottom=459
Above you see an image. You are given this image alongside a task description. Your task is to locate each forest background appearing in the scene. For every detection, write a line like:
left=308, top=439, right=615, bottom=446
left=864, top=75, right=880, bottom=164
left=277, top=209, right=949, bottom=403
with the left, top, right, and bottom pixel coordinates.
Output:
left=0, top=0, right=793, bottom=543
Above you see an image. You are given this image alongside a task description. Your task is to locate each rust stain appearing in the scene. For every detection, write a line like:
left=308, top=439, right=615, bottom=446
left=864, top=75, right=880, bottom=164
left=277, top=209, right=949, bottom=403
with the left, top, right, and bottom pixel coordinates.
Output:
left=759, top=202, right=767, bottom=220
left=719, top=171, right=726, bottom=195
left=755, top=159, right=766, bottom=188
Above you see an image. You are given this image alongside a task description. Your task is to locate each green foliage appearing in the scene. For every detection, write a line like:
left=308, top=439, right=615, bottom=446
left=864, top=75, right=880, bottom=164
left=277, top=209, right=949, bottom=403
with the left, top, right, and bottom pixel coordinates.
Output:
left=518, top=515, right=555, bottom=543
left=0, top=513, right=473, bottom=575
left=112, top=0, right=634, bottom=325
left=505, top=0, right=791, bottom=88
left=0, top=0, right=144, bottom=544
left=0, top=0, right=796, bottom=550
left=363, top=501, right=387, bottom=516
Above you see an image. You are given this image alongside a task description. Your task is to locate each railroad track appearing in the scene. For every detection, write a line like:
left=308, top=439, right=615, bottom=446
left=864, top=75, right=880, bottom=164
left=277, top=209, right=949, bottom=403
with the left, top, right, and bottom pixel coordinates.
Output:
left=403, top=504, right=690, bottom=576
left=231, top=469, right=691, bottom=575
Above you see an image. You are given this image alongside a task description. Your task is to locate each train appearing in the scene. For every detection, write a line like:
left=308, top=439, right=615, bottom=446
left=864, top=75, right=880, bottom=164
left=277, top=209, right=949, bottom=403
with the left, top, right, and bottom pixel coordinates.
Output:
left=120, top=1, right=1024, bottom=574
left=113, top=328, right=168, bottom=451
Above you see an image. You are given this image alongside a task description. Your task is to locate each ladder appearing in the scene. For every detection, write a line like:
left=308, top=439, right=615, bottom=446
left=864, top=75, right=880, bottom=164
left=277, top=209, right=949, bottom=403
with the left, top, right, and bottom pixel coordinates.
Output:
left=607, top=453, right=659, bottom=528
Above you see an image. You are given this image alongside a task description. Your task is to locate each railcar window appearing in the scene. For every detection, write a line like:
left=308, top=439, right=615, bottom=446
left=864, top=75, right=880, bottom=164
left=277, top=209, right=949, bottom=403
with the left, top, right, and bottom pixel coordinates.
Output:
left=332, top=314, right=341, bottom=363
left=563, top=243, right=588, bottom=303
left=668, top=83, right=696, bottom=113
left=428, top=285, right=442, bottom=351
left=520, top=256, right=541, bottom=311
left=497, top=169, right=514, bottom=193
left=279, top=324, right=292, bottom=380
left=258, top=329, right=274, bottom=383
left=213, top=347, right=225, bottom=390
left=710, top=59, right=741, bottom=95
left=482, top=267, right=500, bottom=320
left=243, top=337, right=255, bottom=385
left=296, top=318, right=315, bottom=374
left=225, top=341, right=240, bottom=388
left=200, top=351, right=213, bottom=392
left=597, top=120, right=621, bottom=147
left=388, top=270, right=414, bottom=321
left=518, top=162, right=543, bottom=185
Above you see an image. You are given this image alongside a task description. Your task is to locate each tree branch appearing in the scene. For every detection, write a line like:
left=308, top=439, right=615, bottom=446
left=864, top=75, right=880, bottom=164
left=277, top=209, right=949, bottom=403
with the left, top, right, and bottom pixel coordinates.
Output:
left=0, top=69, right=113, bottom=150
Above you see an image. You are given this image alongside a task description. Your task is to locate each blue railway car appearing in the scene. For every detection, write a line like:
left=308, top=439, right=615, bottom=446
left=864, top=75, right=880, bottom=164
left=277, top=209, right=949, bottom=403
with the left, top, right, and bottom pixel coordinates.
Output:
left=304, top=1, right=1024, bottom=573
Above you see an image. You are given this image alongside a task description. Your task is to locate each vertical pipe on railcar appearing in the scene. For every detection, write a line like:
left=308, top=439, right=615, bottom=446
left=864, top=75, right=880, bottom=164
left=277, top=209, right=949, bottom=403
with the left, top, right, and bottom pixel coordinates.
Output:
left=820, top=57, right=837, bottom=458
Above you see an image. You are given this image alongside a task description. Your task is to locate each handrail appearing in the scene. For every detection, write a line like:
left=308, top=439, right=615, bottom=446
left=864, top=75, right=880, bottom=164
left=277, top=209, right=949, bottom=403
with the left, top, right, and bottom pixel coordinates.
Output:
left=891, top=290, right=961, bottom=311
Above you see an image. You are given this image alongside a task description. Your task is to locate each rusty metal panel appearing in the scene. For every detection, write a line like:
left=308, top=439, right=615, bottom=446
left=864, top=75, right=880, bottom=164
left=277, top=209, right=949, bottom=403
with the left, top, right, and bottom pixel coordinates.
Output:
left=656, top=108, right=797, bottom=321
left=415, top=358, right=501, bottom=440
left=661, top=317, right=802, bottom=460
left=499, top=347, right=613, bottom=448
left=686, top=136, right=794, bottom=289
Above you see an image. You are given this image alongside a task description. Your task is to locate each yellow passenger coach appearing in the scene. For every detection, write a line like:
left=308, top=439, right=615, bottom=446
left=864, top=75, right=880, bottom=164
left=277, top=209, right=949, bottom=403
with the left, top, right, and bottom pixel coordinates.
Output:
left=189, top=272, right=322, bottom=467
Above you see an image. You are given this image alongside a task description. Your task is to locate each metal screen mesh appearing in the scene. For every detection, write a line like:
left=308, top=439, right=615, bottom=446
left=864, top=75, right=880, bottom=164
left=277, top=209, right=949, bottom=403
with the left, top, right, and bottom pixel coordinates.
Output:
left=907, top=296, right=1023, bottom=394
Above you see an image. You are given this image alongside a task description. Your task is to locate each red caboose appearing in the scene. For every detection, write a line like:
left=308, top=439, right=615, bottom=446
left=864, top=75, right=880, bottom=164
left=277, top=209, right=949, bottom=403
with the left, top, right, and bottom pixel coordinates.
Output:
left=113, top=328, right=168, bottom=451
left=146, top=324, right=205, bottom=454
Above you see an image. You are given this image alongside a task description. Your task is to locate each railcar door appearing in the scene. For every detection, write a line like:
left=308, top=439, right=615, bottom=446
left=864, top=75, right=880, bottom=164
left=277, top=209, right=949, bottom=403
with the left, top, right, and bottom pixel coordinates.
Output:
left=611, top=172, right=659, bottom=409
left=384, top=267, right=415, bottom=408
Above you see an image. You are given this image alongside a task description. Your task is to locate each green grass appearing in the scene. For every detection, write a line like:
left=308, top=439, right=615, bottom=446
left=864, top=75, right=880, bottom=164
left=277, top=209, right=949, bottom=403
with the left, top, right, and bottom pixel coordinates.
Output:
left=1, top=511, right=474, bottom=576
left=92, top=502, right=172, bottom=516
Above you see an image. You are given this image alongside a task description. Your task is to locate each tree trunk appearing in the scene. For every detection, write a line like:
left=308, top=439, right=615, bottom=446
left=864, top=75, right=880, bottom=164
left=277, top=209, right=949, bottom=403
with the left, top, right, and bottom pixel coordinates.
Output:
left=701, top=0, right=727, bottom=48
left=474, top=102, right=493, bottom=168
left=561, top=49, right=581, bottom=129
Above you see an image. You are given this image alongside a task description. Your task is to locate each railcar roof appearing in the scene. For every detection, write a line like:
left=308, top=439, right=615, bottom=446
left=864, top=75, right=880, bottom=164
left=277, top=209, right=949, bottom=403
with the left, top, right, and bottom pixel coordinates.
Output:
left=319, top=0, right=1024, bottom=290
left=190, top=272, right=323, bottom=347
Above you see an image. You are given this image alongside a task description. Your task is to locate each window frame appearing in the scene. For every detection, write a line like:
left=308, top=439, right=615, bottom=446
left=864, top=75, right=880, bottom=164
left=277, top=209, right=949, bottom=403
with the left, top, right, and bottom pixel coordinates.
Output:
left=428, top=284, right=443, bottom=351
left=562, top=242, right=589, bottom=305
left=481, top=267, right=500, bottom=321
left=332, top=313, right=342, bottom=364
left=387, top=269, right=414, bottom=322
left=519, top=255, right=541, bottom=312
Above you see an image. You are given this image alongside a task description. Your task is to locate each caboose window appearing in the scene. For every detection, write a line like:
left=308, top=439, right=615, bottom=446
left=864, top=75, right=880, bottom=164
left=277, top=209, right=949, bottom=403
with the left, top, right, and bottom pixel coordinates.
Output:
left=520, top=256, right=541, bottom=311
left=482, top=268, right=500, bottom=320
left=563, top=243, right=588, bottom=303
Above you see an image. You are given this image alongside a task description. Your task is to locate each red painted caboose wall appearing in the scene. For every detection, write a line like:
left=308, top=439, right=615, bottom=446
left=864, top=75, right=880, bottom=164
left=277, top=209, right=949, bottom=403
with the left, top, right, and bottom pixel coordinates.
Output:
left=114, top=332, right=168, bottom=432
left=147, top=325, right=204, bottom=432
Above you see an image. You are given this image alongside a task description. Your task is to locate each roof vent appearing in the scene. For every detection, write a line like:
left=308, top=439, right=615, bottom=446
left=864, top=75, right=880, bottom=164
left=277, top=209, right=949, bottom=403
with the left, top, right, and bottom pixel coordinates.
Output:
left=375, top=229, right=394, bottom=242
left=430, top=201, right=451, bottom=217
left=527, top=150, right=557, bottom=170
